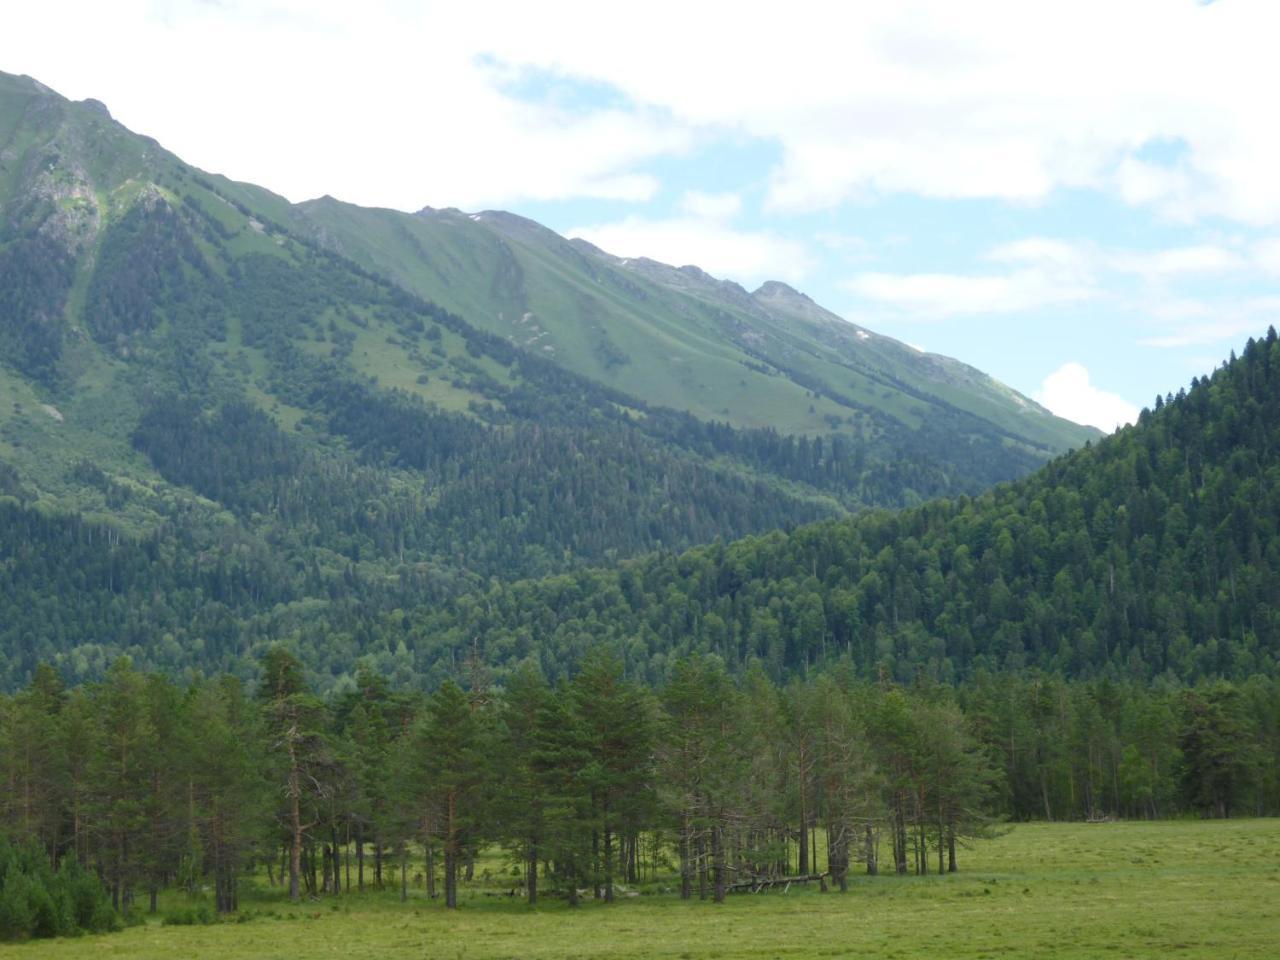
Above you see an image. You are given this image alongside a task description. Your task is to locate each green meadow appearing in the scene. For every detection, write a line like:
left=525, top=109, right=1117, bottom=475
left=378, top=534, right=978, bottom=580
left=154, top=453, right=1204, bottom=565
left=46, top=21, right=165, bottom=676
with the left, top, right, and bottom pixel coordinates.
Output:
left=7, top=819, right=1278, bottom=960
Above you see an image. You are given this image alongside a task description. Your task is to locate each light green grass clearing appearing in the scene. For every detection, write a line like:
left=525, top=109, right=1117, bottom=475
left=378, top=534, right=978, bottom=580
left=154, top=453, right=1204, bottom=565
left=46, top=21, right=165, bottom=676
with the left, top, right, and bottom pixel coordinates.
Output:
left=6, top=820, right=1278, bottom=959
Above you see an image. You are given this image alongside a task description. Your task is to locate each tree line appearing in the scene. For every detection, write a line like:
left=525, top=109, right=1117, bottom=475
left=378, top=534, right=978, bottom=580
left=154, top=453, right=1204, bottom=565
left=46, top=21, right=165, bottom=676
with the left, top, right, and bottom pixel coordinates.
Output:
left=2, top=650, right=1276, bottom=937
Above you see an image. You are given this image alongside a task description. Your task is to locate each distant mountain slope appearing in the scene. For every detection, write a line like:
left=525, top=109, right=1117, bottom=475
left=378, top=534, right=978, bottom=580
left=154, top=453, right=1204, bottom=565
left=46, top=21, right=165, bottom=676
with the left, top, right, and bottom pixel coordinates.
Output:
left=294, top=199, right=1096, bottom=454
left=0, top=69, right=1101, bottom=688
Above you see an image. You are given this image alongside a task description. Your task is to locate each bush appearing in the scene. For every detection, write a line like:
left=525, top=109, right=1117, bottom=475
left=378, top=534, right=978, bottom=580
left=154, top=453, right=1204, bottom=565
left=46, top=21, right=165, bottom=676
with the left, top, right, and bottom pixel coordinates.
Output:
left=0, top=871, right=35, bottom=939
left=0, top=841, right=117, bottom=940
left=162, top=903, right=216, bottom=926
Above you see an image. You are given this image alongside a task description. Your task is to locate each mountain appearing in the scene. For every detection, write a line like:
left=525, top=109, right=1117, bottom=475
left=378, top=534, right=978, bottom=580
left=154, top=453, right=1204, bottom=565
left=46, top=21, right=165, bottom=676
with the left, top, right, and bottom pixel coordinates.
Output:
left=0, top=70, right=1100, bottom=687
left=293, top=199, right=1093, bottom=453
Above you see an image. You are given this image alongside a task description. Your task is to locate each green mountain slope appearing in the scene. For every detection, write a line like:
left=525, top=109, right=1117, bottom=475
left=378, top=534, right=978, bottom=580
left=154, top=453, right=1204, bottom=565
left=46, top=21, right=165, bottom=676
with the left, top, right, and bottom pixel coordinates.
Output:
left=294, top=199, right=1096, bottom=453
left=2, top=329, right=1274, bottom=690
left=396, top=330, right=1280, bottom=686
left=0, top=69, right=1105, bottom=688
left=0, top=69, right=1086, bottom=532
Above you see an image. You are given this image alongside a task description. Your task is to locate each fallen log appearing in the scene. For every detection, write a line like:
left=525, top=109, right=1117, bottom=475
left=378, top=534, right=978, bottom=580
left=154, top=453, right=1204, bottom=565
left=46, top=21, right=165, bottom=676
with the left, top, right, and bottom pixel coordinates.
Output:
left=727, top=872, right=829, bottom=894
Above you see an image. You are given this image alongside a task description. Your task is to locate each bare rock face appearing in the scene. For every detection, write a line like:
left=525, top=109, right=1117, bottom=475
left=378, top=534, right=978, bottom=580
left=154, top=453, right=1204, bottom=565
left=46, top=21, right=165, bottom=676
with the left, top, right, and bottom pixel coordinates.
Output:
left=7, top=97, right=105, bottom=257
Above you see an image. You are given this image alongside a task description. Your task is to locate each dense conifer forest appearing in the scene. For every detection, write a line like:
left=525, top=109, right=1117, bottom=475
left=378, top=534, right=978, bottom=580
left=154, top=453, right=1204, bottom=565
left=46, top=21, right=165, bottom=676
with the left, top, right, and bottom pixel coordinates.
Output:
left=7, top=328, right=1274, bottom=691
left=2, top=649, right=1276, bottom=936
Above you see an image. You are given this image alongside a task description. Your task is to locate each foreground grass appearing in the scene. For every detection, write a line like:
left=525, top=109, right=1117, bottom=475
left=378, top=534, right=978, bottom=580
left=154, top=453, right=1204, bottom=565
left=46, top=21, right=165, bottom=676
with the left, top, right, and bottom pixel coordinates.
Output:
left=7, top=820, right=1279, bottom=959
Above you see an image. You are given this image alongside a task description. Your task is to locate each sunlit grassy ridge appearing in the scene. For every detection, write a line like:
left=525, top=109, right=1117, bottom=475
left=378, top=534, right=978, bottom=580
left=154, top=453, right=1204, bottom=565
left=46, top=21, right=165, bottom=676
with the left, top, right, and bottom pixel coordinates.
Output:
left=9, top=821, right=1277, bottom=960
left=295, top=199, right=1097, bottom=453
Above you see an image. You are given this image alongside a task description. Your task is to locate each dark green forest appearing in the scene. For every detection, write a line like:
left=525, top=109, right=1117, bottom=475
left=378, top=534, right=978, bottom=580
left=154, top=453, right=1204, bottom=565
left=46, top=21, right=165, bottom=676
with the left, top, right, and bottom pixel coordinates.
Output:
left=0, top=168, right=1065, bottom=689
left=2, top=649, right=1275, bottom=937
left=395, top=330, right=1280, bottom=688
left=10, top=326, right=1273, bottom=692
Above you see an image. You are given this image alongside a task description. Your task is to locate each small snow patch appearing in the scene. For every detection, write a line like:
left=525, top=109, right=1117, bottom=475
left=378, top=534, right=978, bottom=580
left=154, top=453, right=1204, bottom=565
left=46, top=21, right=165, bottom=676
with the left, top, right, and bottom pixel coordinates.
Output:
left=40, top=404, right=64, bottom=423
left=469, top=214, right=482, bottom=221
left=855, top=330, right=870, bottom=342
left=248, top=219, right=265, bottom=234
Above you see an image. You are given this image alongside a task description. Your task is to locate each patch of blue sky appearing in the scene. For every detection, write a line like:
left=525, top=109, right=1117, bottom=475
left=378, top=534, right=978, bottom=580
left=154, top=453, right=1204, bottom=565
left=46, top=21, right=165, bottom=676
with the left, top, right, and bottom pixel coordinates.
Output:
left=476, top=57, right=633, bottom=113
left=519, top=134, right=784, bottom=238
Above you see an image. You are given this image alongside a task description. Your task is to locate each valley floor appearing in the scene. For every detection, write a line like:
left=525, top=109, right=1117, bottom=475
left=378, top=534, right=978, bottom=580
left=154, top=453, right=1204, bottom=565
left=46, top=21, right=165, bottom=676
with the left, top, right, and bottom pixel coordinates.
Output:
left=5, top=820, right=1278, bottom=959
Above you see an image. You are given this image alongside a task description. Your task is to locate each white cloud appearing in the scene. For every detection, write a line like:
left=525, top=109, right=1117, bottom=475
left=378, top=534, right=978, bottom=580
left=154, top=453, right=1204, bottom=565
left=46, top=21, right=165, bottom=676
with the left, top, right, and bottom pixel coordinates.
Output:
left=1140, top=302, right=1280, bottom=348
left=1110, top=244, right=1246, bottom=278
left=678, top=190, right=742, bottom=221
left=847, top=237, right=1096, bottom=319
left=1035, top=363, right=1139, bottom=433
left=8, top=1, right=1280, bottom=224
left=568, top=216, right=811, bottom=286
left=0, top=1, right=692, bottom=210
left=847, top=270, right=1092, bottom=318
left=469, top=1, right=1280, bottom=224
left=1254, top=238, right=1280, bottom=275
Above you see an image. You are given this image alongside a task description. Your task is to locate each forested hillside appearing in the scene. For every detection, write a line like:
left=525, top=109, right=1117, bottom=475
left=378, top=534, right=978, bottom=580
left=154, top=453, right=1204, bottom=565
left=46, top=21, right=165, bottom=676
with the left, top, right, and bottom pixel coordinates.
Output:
left=0, top=70, right=1096, bottom=689
left=389, top=330, right=1280, bottom=688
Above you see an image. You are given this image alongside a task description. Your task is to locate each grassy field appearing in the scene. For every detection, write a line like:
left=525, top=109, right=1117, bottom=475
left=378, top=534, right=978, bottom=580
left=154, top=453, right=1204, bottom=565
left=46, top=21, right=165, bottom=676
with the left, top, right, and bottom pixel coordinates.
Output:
left=6, top=820, right=1278, bottom=959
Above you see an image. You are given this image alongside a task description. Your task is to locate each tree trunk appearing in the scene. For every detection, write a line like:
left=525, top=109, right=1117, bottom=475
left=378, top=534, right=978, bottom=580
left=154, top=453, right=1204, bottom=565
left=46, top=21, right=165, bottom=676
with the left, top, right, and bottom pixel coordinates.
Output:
left=592, top=830, right=601, bottom=900
left=893, top=794, right=908, bottom=876
left=712, top=825, right=726, bottom=904
left=356, top=824, right=364, bottom=891
left=289, top=796, right=302, bottom=901
left=444, top=845, right=457, bottom=909
left=798, top=816, right=809, bottom=875
left=812, top=820, right=819, bottom=876
left=444, top=791, right=458, bottom=909
left=947, top=831, right=957, bottom=873
left=866, top=822, right=878, bottom=876
left=332, top=826, right=341, bottom=895
left=604, top=826, right=614, bottom=903
left=697, top=834, right=708, bottom=900
left=679, top=818, right=692, bottom=900
left=527, top=842, right=538, bottom=906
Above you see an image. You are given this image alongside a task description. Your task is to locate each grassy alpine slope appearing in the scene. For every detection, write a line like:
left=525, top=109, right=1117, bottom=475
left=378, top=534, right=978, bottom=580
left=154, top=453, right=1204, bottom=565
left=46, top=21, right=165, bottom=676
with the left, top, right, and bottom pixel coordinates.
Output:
left=8, top=820, right=1278, bottom=960
left=296, top=198, right=1095, bottom=453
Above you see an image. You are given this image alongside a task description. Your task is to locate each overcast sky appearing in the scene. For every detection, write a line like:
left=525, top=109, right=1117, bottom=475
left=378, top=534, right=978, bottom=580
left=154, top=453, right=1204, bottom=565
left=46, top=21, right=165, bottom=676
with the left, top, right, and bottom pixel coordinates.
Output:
left=6, top=0, right=1279, bottom=431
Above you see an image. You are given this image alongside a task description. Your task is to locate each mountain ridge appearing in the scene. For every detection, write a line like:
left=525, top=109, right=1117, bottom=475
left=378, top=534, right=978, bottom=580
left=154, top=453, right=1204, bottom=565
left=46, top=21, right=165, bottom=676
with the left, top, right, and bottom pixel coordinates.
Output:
left=0, top=69, right=1114, bottom=688
left=293, top=195, right=1094, bottom=451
